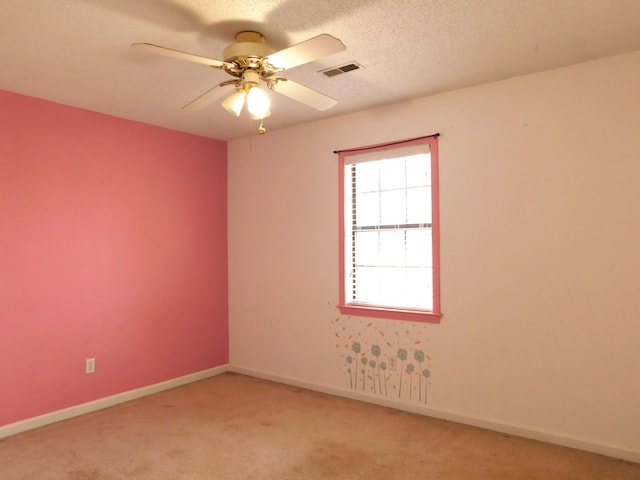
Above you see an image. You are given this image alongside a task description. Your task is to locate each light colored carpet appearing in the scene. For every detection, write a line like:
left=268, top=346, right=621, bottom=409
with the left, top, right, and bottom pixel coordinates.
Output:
left=1, top=372, right=638, bottom=479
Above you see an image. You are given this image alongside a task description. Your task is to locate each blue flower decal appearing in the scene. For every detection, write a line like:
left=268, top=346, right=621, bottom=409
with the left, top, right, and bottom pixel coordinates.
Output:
left=422, top=368, right=431, bottom=404
left=397, top=349, right=408, bottom=398
left=351, top=342, right=361, bottom=388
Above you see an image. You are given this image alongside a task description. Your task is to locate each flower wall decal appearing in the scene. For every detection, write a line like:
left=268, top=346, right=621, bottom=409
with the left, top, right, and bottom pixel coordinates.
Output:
left=334, top=315, right=434, bottom=404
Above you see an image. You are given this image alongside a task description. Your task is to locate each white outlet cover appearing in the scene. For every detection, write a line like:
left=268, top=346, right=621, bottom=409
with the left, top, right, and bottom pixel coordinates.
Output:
left=85, top=358, right=96, bottom=374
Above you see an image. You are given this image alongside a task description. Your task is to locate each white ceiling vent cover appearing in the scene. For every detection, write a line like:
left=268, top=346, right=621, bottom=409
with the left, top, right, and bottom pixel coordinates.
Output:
left=320, top=62, right=363, bottom=77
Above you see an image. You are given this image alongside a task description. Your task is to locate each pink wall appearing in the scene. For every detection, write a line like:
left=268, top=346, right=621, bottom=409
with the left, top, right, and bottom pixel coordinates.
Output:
left=0, top=90, right=228, bottom=426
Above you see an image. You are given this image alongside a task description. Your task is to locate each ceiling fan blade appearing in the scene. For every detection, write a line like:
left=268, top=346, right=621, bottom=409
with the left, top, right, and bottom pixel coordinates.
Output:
left=182, top=81, right=238, bottom=111
left=131, top=43, right=234, bottom=69
left=265, top=34, right=346, bottom=70
left=272, top=78, right=337, bottom=111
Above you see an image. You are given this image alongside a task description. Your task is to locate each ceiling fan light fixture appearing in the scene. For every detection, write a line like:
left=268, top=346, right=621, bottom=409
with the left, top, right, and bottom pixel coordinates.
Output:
left=221, top=89, right=246, bottom=117
left=250, top=109, right=271, bottom=120
left=246, top=85, right=270, bottom=118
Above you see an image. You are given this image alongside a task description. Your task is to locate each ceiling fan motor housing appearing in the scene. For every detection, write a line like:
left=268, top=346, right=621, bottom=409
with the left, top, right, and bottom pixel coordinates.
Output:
left=223, top=31, right=275, bottom=69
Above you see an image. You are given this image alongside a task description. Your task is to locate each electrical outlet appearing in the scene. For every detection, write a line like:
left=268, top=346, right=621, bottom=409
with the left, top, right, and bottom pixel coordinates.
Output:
left=389, top=357, right=397, bottom=370
left=85, top=358, right=96, bottom=374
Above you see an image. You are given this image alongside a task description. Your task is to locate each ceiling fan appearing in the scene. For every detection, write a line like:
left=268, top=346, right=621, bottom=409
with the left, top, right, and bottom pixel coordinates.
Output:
left=131, top=31, right=346, bottom=134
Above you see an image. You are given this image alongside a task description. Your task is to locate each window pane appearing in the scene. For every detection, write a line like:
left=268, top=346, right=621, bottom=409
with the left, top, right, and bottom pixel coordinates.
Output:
left=378, top=267, right=405, bottom=305
left=354, top=162, right=379, bottom=193
left=351, top=229, right=433, bottom=309
left=367, top=266, right=431, bottom=310
left=406, top=186, right=431, bottom=224
left=378, top=230, right=405, bottom=266
left=353, top=266, right=380, bottom=304
left=380, top=189, right=406, bottom=225
left=405, top=229, right=432, bottom=267
left=405, top=268, right=433, bottom=309
left=354, top=231, right=379, bottom=266
left=406, top=154, right=431, bottom=187
left=379, top=158, right=406, bottom=190
left=354, top=191, right=380, bottom=226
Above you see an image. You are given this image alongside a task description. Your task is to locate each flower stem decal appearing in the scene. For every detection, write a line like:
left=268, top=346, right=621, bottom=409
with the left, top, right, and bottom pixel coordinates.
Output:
left=371, top=345, right=382, bottom=393
left=422, top=369, right=431, bottom=404
left=397, top=348, right=407, bottom=398
left=351, top=342, right=361, bottom=389
left=346, top=356, right=354, bottom=388
left=379, top=362, right=388, bottom=396
left=369, top=360, right=377, bottom=394
left=406, top=363, right=415, bottom=399
left=414, top=350, right=425, bottom=402
left=360, top=356, right=368, bottom=390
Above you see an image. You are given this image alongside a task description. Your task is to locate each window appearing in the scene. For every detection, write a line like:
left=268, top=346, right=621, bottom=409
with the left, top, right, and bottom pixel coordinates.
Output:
left=338, top=136, right=441, bottom=322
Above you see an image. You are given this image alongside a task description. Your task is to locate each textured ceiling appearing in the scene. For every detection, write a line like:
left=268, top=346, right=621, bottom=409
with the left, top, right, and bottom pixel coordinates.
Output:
left=2, top=0, right=640, bottom=140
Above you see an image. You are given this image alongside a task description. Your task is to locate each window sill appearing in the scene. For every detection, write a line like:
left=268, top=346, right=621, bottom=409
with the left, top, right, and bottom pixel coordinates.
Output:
left=338, top=303, right=442, bottom=323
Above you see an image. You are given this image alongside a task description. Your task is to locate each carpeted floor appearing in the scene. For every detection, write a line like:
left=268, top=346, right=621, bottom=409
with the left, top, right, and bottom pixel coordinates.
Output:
left=1, top=372, right=638, bottom=479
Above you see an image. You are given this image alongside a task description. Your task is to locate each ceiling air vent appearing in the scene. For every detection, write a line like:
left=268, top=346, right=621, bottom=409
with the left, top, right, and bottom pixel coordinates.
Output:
left=320, top=62, right=363, bottom=77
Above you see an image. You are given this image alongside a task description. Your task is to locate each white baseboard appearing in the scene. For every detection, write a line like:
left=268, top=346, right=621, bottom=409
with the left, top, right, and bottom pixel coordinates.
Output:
left=0, top=364, right=230, bottom=439
left=3, top=363, right=637, bottom=464
left=230, top=365, right=640, bottom=465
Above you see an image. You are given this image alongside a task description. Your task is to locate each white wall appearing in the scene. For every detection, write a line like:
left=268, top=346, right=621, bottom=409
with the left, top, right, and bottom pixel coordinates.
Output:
left=228, top=50, right=640, bottom=461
